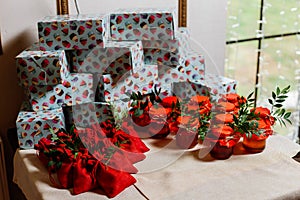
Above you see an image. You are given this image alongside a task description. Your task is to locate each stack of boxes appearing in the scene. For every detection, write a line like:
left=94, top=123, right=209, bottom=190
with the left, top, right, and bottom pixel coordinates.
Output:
left=15, top=8, right=237, bottom=149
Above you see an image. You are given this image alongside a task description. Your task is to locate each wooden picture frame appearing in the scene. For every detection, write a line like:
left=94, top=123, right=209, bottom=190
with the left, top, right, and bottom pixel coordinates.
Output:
left=178, top=0, right=187, bottom=27
left=55, top=0, right=187, bottom=27
left=56, top=0, right=69, bottom=15
left=56, top=0, right=187, bottom=27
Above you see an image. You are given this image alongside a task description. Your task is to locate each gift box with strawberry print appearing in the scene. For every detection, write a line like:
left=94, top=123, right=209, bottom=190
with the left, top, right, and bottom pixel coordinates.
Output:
left=62, top=102, right=114, bottom=128
left=69, top=41, right=144, bottom=74
left=27, top=73, right=95, bottom=111
left=16, top=104, right=65, bottom=149
left=142, top=28, right=190, bottom=65
left=16, top=43, right=70, bottom=87
left=172, top=73, right=237, bottom=101
left=178, top=50, right=206, bottom=81
left=38, top=14, right=107, bottom=51
left=109, top=8, right=177, bottom=41
left=156, top=52, right=205, bottom=85
left=99, top=65, right=158, bottom=102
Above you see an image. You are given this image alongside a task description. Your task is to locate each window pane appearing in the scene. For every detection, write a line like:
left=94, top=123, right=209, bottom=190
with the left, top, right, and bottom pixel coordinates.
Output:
left=226, top=0, right=261, bottom=41
left=263, top=0, right=300, bottom=36
left=257, top=36, right=300, bottom=138
left=225, top=41, right=258, bottom=96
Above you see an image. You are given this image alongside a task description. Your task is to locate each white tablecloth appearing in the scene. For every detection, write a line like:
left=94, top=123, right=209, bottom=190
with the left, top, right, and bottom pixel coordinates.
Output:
left=14, top=134, right=300, bottom=200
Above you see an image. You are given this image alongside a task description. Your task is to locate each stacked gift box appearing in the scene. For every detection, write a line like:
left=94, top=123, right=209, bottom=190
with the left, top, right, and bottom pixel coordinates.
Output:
left=15, top=8, right=237, bottom=149
left=16, top=14, right=108, bottom=149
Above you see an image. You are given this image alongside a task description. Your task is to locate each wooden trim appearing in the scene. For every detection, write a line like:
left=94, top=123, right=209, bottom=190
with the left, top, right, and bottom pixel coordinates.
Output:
left=0, top=137, right=10, bottom=200
left=56, top=0, right=69, bottom=15
left=178, top=0, right=187, bottom=27
left=0, top=31, right=2, bottom=55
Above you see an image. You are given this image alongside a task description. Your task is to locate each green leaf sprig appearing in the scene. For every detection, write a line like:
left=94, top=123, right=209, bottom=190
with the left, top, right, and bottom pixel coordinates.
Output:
left=268, top=85, right=292, bottom=127
left=198, top=113, right=212, bottom=140
left=231, top=85, right=292, bottom=138
left=126, top=86, right=162, bottom=117
left=231, top=92, right=262, bottom=138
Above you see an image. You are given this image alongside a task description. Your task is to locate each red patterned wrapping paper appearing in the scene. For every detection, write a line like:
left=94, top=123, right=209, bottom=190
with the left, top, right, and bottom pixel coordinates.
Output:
left=38, top=14, right=107, bottom=51
left=16, top=43, right=70, bottom=87
left=109, top=8, right=177, bottom=41
left=28, top=73, right=94, bottom=111
left=16, top=105, right=65, bottom=149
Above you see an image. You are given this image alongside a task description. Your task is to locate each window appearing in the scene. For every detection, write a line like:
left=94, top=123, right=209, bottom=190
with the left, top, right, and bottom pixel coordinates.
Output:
left=225, top=0, right=300, bottom=140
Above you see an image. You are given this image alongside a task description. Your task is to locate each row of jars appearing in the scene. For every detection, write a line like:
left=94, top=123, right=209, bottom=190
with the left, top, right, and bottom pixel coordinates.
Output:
left=128, top=94, right=269, bottom=160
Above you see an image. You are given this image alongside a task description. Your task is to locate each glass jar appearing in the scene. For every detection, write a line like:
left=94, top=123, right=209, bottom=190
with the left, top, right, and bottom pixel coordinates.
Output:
left=175, top=128, right=198, bottom=149
left=242, top=134, right=267, bottom=153
left=210, top=141, right=233, bottom=160
left=149, top=121, right=170, bottom=139
left=207, top=126, right=240, bottom=160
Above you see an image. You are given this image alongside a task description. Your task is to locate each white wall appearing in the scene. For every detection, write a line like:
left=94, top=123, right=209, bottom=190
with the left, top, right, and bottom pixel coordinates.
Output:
left=189, top=0, right=227, bottom=74
left=0, top=0, right=227, bottom=133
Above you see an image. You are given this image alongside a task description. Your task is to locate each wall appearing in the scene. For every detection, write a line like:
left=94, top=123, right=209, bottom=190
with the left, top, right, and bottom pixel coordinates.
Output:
left=189, top=0, right=227, bottom=74
left=0, top=0, right=227, bottom=136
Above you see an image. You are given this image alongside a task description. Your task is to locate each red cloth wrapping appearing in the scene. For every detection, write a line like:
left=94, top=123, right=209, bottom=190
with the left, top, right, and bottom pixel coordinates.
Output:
left=34, top=121, right=148, bottom=198
left=56, top=161, right=74, bottom=189
left=117, top=148, right=146, bottom=164
left=104, top=149, right=138, bottom=174
left=72, top=154, right=99, bottom=195
left=92, top=138, right=139, bottom=174
left=96, top=162, right=137, bottom=198
left=112, top=129, right=150, bottom=153
left=110, top=130, right=148, bottom=163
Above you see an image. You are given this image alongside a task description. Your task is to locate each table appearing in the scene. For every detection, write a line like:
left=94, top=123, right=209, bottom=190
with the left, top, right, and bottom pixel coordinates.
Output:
left=13, top=134, right=300, bottom=200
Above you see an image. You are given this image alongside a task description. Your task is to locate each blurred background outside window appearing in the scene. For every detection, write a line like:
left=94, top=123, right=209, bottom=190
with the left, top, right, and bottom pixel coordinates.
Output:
left=225, top=0, right=300, bottom=141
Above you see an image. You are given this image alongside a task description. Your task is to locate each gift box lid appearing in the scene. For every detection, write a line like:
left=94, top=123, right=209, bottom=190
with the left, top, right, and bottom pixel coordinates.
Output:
left=109, top=7, right=177, bottom=41
left=38, top=14, right=107, bottom=23
left=38, top=14, right=108, bottom=51
left=16, top=43, right=65, bottom=58
left=17, top=107, right=64, bottom=121
left=192, top=74, right=237, bottom=85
